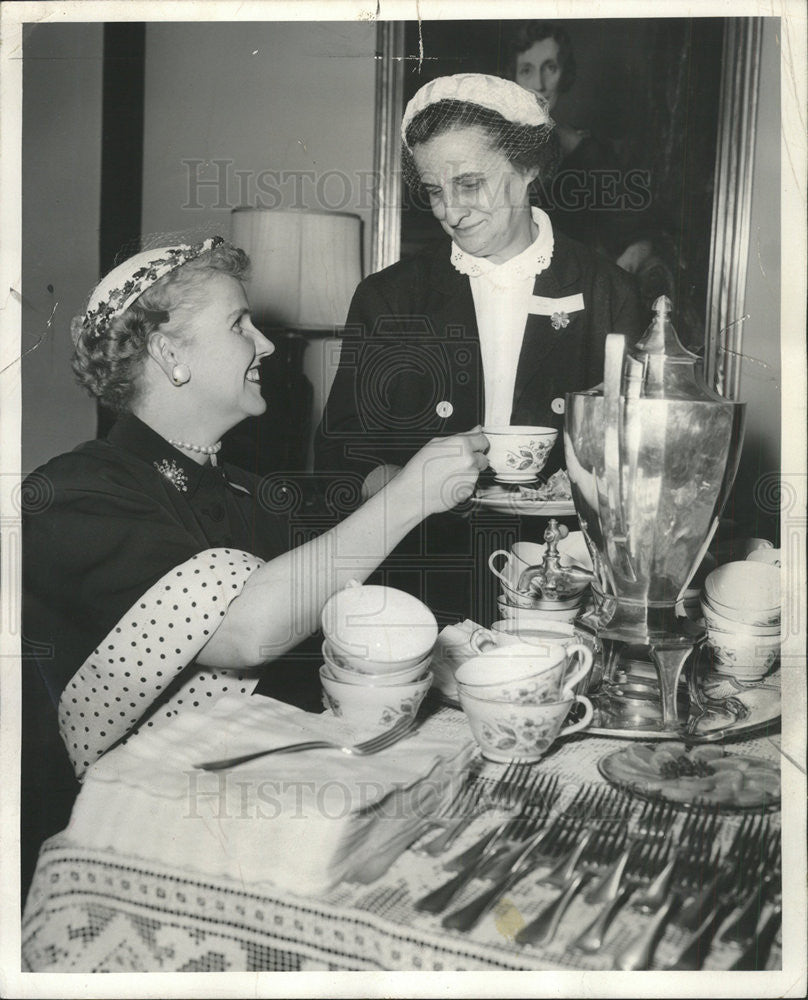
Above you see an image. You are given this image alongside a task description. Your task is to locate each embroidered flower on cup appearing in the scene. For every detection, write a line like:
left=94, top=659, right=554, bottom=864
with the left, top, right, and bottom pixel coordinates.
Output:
left=154, top=458, right=189, bottom=493
left=551, top=311, right=570, bottom=330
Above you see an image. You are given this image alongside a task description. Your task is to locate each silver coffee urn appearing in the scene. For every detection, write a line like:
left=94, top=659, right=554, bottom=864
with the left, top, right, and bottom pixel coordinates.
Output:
left=564, top=295, right=746, bottom=734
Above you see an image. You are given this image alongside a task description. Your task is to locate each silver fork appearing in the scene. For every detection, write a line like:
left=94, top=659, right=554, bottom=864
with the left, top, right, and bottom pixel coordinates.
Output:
left=414, top=814, right=522, bottom=914
left=673, top=812, right=769, bottom=933
left=417, top=777, right=558, bottom=916
left=444, top=772, right=561, bottom=874
left=583, top=798, right=676, bottom=909
left=614, top=808, right=723, bottom=971
left=632, top=803, right=720, bottom=914
left=513, top=806, right=631, bottom=947
left=666, top=820, right=780, bottom=970
left=442, top=826, right=558, bottom=932
left=419, top=761, right=531, bottom=856
left=538, top=787, right=630, bottom=889
left=720, top=827, right=781, bottom=946
left=453, top=777, right=564, bottom=887
left=442, top=785, right=621, bottom=935
left=572, top=837, right=674, bottom=954
left=729, top=903, right=781, bottom=971
left=194, top=712, right=417, bottom=770
left=411, top=773, right=484, bottom=853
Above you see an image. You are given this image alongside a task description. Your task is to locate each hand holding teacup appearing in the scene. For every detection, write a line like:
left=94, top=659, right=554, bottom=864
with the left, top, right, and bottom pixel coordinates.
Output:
left=397, top=427, right=490, bottom=513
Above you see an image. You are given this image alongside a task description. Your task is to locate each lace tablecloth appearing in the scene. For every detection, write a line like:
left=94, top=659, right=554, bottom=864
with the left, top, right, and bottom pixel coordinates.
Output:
left=22, top=703, right=785, bottom=974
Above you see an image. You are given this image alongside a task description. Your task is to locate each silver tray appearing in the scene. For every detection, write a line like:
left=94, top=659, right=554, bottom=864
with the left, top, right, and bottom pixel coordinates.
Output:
left=587, top=667, right=781, bottom=743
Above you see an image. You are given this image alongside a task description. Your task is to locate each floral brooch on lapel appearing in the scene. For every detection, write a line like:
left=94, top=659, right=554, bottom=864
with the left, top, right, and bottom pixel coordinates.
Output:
left=551, top=311, right=570, bottom=331
left=154, top=458, right=188, bottom=493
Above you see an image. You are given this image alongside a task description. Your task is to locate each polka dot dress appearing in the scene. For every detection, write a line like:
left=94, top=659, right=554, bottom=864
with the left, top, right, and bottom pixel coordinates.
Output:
left=58, top=548, right=264, bottom=779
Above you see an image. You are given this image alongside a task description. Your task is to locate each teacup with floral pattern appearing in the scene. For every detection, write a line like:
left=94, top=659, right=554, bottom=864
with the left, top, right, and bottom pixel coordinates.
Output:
left=457, top=690, right=594, bottom=763
left=482, top=426, right=558, bottom=483
left=459, top=632, right=593, bottom=703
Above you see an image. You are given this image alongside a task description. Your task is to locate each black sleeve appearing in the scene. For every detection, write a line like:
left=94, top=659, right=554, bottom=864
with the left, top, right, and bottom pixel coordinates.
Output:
left=313, top=275, right=433, bottom=487
left=312, top=277, right=381, bottom=481
left=609, top=264, right=646, bottom=347
left=563, top=133, right=620, bottom=175
left=23, top=458, right=223, bottom=695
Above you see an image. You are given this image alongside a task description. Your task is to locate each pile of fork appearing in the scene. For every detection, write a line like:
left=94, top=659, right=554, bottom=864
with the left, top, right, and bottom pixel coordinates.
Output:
left=412, top=768, right=781, bottom=971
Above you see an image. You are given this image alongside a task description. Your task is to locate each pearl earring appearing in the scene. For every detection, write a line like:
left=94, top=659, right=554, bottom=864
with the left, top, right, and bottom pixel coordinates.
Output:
left=171, top=363, right=191, bottom=386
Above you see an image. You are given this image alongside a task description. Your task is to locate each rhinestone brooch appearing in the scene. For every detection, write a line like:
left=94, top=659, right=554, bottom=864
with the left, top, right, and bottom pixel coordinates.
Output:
left=154, top=458, right=189, bottom=493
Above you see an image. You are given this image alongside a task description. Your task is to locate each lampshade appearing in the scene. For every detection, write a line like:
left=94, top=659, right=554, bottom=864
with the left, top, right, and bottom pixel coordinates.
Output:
left=230, top=208, right=362, bottom=329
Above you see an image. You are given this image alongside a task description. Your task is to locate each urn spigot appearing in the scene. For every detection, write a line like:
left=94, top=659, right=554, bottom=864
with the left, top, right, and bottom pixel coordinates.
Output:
left=515, top=518, right=595, bottom=600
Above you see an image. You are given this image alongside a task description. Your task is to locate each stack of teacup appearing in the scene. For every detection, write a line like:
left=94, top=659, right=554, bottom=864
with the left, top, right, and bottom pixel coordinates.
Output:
left=701, top=561, right=781, bottom=682
left=489, top=533, right=593, bottom=626
left=320, top=582, right=437, bottom=729
left=454, top=629, right=595, bottom=763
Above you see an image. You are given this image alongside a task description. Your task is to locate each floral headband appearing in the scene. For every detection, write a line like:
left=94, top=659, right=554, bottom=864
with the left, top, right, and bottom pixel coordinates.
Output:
left=75, top=236, right=225, bottom=345
left=401, top=73, right=553, bottom=148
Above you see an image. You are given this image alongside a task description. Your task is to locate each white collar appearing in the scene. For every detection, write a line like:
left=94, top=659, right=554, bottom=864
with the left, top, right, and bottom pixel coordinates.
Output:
left=450, top=207, right=554, bottom=281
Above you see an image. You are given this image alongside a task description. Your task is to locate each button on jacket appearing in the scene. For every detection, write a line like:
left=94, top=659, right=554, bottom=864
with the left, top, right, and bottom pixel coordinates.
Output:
left=314, top=230, right=644, bottom=486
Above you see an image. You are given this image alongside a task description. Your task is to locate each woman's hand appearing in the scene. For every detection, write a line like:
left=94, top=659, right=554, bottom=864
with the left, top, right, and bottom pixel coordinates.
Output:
left=199, top=427, right=488, bottom=669
left=394, top=427, right=489, bottom=517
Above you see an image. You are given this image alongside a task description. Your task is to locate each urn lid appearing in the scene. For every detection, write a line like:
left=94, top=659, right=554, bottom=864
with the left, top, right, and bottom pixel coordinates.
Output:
left=628, top=295, right=723, bottom=401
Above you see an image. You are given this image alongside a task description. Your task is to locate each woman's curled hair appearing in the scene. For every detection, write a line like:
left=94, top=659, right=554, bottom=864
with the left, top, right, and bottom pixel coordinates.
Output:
left=71, top=242, right=249, bottom=413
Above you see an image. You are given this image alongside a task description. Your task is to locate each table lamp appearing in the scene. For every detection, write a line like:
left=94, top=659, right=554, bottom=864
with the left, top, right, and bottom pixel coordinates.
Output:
left=230, top=207, right=363, bottom=471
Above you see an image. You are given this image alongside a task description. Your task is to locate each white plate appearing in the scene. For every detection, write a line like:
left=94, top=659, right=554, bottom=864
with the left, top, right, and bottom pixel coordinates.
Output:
left=598, top=744, right=780, bottom=810
left=471, top=485, right=576, bottom=518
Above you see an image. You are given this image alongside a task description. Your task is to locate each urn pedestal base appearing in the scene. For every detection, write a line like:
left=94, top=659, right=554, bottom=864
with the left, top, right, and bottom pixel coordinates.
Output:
left=577, top=605, right=706, bottom=737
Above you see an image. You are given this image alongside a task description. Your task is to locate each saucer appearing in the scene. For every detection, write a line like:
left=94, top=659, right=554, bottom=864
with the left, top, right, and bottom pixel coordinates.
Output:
left=472, top=484, right=576, bottom=518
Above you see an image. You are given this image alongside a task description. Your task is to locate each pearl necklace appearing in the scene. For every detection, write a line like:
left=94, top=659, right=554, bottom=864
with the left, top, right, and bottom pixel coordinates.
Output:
left=168, top=437, right=222, bottom=456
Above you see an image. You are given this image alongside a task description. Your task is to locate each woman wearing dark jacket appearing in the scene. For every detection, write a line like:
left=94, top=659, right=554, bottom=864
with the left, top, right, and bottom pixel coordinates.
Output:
left=314, top=73, right=643, bottom=624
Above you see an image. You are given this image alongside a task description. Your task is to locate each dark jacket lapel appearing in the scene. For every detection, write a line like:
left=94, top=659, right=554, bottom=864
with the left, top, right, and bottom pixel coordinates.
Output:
left=512, top=237, right=584, bottom=415
left=427, top=243, right=477, bottom=331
